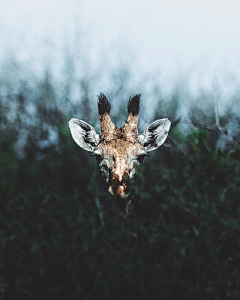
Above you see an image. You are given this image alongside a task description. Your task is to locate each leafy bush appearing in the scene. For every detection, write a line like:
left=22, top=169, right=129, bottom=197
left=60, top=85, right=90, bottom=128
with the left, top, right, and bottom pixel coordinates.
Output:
left=0, top=59, right=240, bottom=299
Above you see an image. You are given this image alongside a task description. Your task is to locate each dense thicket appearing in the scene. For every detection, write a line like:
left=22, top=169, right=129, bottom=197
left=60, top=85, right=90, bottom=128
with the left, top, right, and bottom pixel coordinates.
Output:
left=0, top=60, right=240, bottom=300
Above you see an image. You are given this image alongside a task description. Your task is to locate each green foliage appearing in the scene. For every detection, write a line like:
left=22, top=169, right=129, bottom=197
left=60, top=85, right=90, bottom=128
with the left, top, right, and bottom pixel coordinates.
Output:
left=0, top=62, right=240, bottom=299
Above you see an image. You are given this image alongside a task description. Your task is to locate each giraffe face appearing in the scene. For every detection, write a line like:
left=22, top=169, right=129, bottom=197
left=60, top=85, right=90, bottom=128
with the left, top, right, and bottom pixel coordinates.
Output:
left=94, top=139, right=147, bottom=198
left=69, top=94, right=171, bottom=198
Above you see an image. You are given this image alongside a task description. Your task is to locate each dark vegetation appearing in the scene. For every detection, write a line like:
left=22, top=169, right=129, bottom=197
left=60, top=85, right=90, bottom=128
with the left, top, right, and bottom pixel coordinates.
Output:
left=0, top=58, right=240, bottom=300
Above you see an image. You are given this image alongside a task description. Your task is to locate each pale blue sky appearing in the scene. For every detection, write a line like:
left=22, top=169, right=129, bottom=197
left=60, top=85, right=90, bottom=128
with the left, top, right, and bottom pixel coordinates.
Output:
left=1, top=0, right=240, bottom=91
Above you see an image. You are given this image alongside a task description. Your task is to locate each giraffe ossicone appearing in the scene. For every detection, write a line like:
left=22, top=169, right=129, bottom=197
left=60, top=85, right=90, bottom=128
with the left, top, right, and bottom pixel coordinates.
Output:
left=69, top=93, right=171, bottom=198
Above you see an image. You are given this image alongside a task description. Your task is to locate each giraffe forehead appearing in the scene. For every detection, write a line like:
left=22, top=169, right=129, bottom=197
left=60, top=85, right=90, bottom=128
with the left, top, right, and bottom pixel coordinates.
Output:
left=97, top=139, right=144, bottom=157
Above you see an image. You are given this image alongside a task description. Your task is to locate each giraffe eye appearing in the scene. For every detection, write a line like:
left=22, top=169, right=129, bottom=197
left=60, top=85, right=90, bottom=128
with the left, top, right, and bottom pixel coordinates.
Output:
left=137, top=153, right=148, bottom=163
left=101, top=164, right=109, bottom=171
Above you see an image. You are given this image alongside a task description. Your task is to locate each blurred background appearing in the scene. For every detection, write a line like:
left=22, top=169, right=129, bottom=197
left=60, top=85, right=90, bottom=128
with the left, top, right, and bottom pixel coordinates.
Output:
left=1, top=1, right=240, bottom=299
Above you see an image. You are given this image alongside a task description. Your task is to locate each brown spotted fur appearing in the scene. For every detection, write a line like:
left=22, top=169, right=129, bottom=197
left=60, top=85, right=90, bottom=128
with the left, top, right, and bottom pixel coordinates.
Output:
left=97, top=112, right=143, bottom=198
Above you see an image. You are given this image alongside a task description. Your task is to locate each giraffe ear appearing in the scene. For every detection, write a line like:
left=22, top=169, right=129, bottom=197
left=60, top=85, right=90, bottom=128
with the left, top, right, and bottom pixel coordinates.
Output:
left=69, top=118, right=100, bottom=152
left=138, top=118, right=171, bottom=152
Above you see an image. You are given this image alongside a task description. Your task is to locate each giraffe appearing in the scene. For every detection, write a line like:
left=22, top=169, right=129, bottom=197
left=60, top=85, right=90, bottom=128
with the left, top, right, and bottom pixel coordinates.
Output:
left=69, top=93, right=171, bottom=198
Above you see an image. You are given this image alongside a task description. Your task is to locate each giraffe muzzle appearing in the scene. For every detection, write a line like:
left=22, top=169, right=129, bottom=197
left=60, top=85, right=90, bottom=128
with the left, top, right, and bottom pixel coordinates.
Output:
left=108, top=176, right=131, bottom=198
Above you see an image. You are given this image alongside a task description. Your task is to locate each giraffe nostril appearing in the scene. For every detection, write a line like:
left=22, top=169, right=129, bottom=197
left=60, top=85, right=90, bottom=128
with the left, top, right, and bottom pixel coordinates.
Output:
left=122, top=173, right=129, bottom=184
left=111, top=177, right=119, bottom=187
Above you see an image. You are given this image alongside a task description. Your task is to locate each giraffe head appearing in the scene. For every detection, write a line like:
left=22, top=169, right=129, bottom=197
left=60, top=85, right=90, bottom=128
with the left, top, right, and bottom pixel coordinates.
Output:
left=69, top=94, right=171, bottom=198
